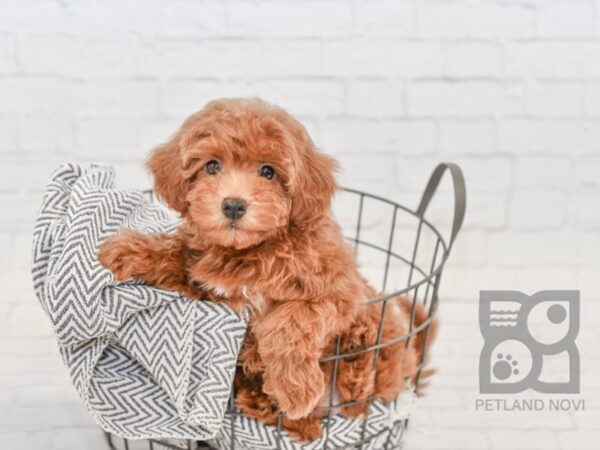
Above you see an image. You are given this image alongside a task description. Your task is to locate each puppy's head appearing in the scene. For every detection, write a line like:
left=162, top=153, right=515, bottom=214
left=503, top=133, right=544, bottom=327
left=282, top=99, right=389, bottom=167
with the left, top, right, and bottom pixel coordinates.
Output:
left=148, top=98, right=338, bottom=249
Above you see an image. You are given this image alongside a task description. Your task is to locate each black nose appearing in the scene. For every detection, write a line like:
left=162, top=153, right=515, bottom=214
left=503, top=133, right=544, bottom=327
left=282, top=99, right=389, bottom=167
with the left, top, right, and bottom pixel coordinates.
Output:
left=222, top=198, right=247, bottom=221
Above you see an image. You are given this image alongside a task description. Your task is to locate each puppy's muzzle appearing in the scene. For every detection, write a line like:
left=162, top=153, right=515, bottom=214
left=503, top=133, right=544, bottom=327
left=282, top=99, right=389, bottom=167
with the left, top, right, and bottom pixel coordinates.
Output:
left=222, top=198, right=247, bottom=221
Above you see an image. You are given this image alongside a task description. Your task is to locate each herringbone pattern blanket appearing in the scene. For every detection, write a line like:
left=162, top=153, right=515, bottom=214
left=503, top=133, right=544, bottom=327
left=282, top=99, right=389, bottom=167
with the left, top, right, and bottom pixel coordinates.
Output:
left=31, top=163, right=247, bottom=440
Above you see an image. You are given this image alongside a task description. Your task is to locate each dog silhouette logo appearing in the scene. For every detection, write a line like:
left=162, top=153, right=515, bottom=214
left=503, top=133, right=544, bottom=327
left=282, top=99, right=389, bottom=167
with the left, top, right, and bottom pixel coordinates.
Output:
left=479, top=290, right=580, bottom=394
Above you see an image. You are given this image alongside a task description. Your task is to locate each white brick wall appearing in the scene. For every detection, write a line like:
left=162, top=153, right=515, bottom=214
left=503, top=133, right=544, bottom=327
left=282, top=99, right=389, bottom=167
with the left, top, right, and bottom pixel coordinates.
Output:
left=1, top=0, right=599, bottom=449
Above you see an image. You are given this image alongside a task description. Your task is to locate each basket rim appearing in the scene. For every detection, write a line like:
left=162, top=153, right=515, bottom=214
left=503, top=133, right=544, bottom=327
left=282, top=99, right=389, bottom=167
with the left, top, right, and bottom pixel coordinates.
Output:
left=338, top=186, right=451, bottom=306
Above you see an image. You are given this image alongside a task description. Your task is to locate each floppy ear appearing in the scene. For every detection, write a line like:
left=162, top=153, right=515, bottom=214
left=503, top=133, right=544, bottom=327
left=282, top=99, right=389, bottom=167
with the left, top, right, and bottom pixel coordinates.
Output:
left=290, top=140, right=338, bottom=228
left=146, top=135, right=189, bottom=215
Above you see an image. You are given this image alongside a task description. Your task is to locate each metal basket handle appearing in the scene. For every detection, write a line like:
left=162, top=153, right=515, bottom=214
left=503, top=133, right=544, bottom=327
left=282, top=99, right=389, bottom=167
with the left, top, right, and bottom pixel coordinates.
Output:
left=416, top=162, right=466, bottom=251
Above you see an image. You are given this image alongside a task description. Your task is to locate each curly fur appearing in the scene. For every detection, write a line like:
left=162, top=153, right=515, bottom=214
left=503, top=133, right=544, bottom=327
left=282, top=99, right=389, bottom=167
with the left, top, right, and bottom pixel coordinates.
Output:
left=98, top=98, right=435, bottom=442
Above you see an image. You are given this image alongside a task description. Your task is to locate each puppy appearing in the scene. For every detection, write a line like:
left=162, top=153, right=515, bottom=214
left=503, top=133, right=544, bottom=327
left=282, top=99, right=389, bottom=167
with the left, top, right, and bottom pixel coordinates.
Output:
left=98, top=98, right=434, bottom=441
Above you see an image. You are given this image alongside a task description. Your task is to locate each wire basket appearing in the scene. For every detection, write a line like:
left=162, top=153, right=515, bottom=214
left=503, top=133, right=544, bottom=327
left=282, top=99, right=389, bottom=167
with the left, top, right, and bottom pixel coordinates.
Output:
left=104, top=163, right=466, bottom=450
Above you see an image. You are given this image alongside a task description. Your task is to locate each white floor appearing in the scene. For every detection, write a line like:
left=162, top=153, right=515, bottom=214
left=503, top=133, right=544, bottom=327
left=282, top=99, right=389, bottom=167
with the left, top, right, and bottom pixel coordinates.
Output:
left=1, top=268, right=598, bottom=450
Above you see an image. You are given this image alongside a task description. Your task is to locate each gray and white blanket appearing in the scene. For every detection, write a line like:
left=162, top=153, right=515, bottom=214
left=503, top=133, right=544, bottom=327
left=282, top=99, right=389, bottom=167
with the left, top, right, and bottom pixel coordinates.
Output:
left=31, top=163, right=412, bottom=448
left=31, top=163, right=248, bottom=440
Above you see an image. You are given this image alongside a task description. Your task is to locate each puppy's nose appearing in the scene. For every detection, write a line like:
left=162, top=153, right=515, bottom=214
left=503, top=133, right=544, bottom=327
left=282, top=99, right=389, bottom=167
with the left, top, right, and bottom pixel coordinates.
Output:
left=222, top=198, right=247, bottom=221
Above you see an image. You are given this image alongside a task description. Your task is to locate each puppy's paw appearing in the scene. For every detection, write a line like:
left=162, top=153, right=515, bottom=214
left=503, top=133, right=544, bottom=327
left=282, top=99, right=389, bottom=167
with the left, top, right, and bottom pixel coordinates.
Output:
left=98, top=230, right=145, bottom=281
left=265, top=363, right=325, bottom=420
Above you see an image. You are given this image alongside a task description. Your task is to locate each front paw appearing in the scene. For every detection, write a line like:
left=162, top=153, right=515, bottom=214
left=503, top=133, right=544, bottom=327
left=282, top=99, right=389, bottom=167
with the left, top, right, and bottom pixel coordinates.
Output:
left=98, top=230, right=141, bottom=281
left=264, top=362, right=325, bottom=420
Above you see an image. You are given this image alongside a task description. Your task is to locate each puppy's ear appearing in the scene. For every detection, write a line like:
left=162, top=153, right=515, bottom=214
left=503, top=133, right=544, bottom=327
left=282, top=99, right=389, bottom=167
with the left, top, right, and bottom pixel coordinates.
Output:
left=146, top=135, right=188, bottom=215
left=290, top=138, right=338, bottom=228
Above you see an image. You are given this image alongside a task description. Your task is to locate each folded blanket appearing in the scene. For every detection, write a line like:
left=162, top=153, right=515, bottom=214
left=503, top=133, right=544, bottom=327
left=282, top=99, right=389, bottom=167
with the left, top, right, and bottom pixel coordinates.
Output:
left=31, top=163, right=247, bottom=440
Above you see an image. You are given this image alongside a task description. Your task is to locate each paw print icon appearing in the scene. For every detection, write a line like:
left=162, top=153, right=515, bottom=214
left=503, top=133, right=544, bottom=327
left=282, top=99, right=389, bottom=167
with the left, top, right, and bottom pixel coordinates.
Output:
left=479, top=290, right=579, bottom=394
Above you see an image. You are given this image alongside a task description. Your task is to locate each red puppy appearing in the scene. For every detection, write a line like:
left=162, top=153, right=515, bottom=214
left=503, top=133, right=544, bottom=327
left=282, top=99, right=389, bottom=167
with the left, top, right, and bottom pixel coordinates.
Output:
left=99, top=98, right=434, bottom=441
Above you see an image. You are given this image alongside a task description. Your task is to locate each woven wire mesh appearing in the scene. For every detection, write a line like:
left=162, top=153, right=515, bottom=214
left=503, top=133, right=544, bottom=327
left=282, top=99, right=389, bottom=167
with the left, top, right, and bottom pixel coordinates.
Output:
left=105, top=163, right=465, bottom=450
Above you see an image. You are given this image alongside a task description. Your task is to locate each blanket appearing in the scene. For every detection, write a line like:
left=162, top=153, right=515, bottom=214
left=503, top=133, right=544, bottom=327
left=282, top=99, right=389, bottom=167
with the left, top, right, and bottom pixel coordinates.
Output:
left=31, top=163, right=247, bottom=440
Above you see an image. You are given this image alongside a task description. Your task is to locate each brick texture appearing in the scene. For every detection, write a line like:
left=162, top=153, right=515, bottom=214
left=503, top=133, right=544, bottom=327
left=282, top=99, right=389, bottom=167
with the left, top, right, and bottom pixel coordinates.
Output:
left=0, top=0, right=599, bottom=449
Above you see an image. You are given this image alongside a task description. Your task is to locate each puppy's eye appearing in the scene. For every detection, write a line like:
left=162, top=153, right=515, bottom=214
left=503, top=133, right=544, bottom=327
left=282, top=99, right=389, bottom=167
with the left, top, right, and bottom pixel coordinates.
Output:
left=259, top=165, right=275, bottom=180
left=205, top=160, right=221, bottom=175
